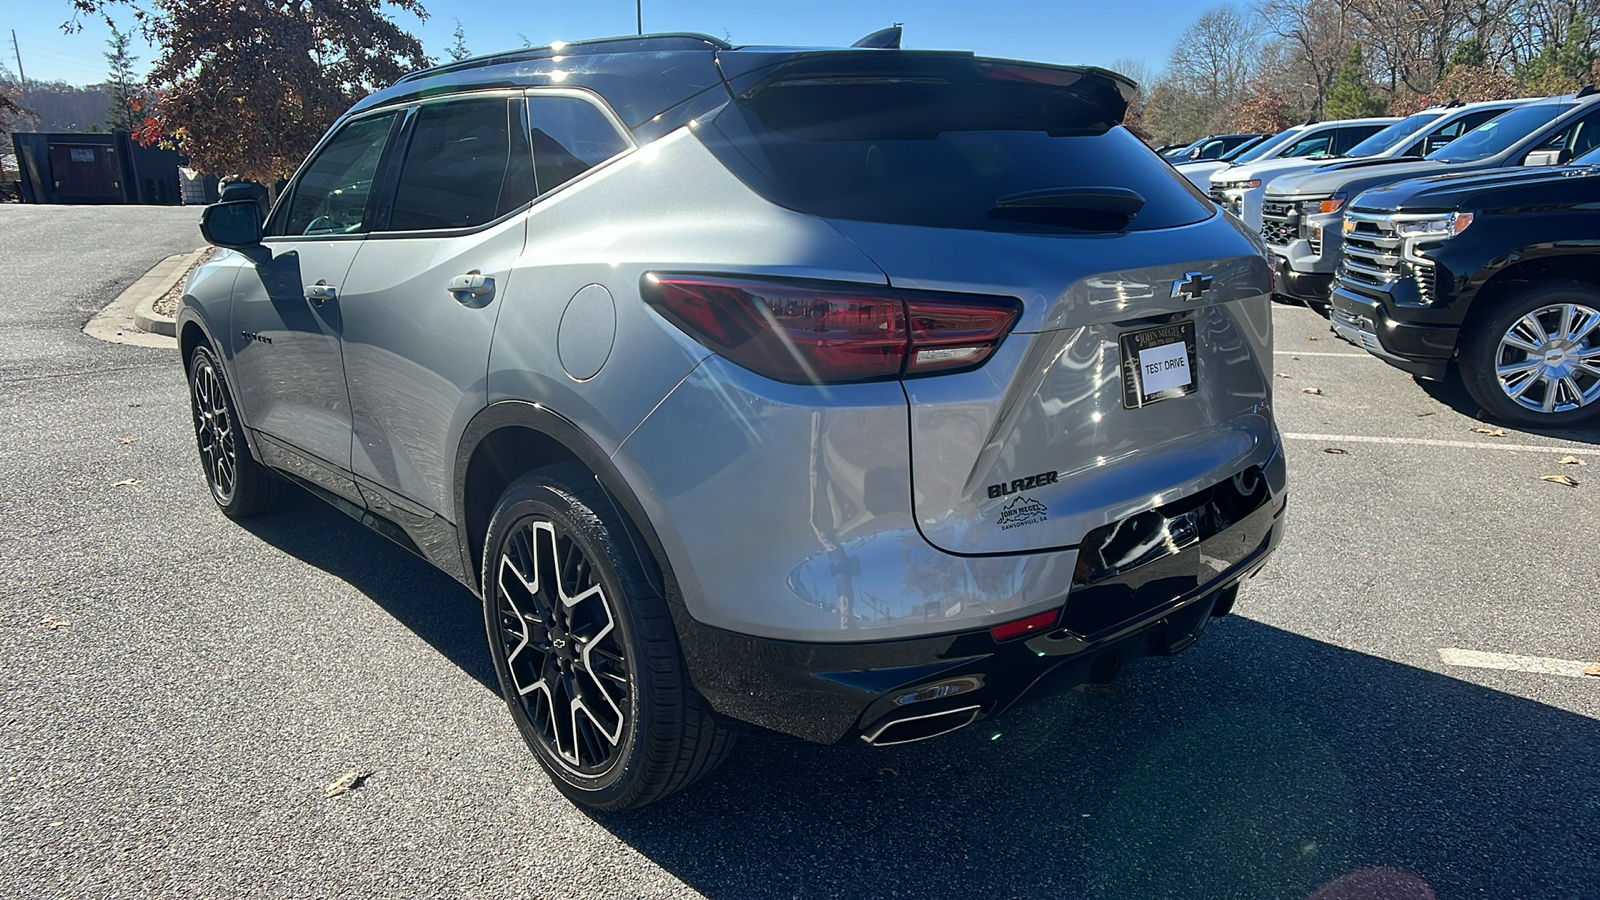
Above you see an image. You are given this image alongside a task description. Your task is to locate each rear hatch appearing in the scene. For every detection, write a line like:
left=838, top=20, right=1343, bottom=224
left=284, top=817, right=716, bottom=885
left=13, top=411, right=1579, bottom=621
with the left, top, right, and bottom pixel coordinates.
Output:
left=701, top=51, right=1277, bottom=554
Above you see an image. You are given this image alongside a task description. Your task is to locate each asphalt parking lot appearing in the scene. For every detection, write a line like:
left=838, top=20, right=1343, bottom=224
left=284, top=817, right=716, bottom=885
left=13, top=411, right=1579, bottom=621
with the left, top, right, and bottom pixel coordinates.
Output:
left=2, top=205, right=1597, bottom=899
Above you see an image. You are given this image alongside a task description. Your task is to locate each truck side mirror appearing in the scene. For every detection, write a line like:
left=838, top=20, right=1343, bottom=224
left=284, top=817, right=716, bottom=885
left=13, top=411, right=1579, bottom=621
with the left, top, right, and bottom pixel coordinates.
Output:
left=199, top=200, right=263, bottom=249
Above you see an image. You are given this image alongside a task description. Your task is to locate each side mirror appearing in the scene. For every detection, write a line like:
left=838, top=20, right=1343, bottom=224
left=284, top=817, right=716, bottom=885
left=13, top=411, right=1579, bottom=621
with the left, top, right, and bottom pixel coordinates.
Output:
left=1523, top=149, right=1565, bottom=167
left=200, top=200, right=263, bottom=249
left=1423, top=136, right=1453, bottom=155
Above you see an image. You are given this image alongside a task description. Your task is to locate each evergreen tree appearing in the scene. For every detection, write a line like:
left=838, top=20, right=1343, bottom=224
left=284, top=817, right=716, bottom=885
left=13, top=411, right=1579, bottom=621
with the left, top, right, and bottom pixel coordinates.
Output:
left=104, top=24, right=143, bottom=133
left=1324, top=44, right=1387, bottom=120
left=447, top=20, right=470, bottom=61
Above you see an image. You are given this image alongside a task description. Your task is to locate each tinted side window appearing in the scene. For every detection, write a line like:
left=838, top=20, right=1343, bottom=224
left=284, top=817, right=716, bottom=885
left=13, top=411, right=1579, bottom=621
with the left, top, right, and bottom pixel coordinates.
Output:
left=280, top=112, right=397, bottom=236
left=1280, top=134, right=1333, bottom=158
left=1535, top=110, right=1600, bottom=160
left=1331, top=125, right=1384, bottom=155
left=386, top=98, right=513, bottom=231
left=527, top=95, right=631, bottom=196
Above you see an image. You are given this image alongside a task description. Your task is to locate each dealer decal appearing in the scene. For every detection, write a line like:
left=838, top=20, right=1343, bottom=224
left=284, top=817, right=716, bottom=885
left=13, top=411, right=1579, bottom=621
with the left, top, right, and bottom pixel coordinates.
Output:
left=987, top=470, right=1059, bottom=499
left=997, top=496, right=1048, bottom=530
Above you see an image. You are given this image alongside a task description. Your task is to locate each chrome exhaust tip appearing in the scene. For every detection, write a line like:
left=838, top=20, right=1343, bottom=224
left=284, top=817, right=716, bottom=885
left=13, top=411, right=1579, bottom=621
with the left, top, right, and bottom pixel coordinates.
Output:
left=860, top=705, right=981, bottom=747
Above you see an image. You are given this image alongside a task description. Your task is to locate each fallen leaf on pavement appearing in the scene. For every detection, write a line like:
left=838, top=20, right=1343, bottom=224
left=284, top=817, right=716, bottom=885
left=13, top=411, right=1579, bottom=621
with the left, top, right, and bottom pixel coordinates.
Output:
left=118, top=437, right=137, bottom=445
left=1583, top=666, right=1600, bottom=677
left=111, top=478, right=140, bottom=487
left=1323, top=447, right=1348, bottom=454
left=1274, top=372, right=1290, bottom=378
left=1470, top=427, right=1506, bottom=437
left=1307, top=336, right=1318, bottom=341
left=1291, top=355, right=1301, bottom=360
left=1416, top=412, right=1436, bottom=417
left=1300, top=387, right=1323, bottom=395
left=41, top=616, right=70, bottom=630
left=1559, top=455, right=1587, bottom=466
left=324, top=769, right=375, bottom=798
left=1539, top=474, right=1579, bottom=487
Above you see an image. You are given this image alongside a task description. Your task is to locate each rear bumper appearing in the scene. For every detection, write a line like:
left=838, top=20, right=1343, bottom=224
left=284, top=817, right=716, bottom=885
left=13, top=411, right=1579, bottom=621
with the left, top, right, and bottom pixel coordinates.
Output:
left=674, top=474, right=1287, bottom=745
left=1329, top=285, right=1460, bottom=380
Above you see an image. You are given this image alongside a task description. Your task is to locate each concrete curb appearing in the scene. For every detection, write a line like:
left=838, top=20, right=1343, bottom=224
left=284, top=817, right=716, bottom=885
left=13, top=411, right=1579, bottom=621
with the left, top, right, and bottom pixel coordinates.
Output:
left=84, top=246, right=209, bottom=348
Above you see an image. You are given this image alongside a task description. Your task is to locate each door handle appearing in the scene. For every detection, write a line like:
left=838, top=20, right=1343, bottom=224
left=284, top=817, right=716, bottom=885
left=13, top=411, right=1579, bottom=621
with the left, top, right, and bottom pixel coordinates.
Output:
left=448, top=271, right=495, bottom=303
left=304, top=281, right=337, bottom=304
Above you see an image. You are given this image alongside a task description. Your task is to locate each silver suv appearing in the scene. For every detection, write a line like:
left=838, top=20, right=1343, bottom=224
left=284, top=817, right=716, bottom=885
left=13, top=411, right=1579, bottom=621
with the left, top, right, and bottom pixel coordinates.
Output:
left=180, top=33, right=1287, bottom=810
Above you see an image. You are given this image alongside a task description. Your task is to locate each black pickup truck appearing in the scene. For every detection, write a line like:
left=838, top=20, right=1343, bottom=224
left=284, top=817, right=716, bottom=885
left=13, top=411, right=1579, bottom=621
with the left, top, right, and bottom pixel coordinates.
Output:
left=1329, top=154, right=1600, bottom=427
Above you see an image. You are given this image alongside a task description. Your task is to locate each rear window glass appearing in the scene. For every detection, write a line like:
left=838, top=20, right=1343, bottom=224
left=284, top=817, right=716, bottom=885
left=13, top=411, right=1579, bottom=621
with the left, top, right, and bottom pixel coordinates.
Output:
left=701, top=71, right=1212, bottom=233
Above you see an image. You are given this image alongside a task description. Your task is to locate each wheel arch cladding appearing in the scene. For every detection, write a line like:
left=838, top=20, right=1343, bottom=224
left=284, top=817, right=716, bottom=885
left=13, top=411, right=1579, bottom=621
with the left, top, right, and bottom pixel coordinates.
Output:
left=179, top=319, right=210, bottom=372
left=454, top=401, right=670, bottom=602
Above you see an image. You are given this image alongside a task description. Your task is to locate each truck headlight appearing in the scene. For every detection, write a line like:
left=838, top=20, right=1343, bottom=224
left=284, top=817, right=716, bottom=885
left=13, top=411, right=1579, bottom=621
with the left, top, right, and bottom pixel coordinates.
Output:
left=1395, top=212, right=1474, bottom=238
left=1304, top=193, right=1347, bottom=215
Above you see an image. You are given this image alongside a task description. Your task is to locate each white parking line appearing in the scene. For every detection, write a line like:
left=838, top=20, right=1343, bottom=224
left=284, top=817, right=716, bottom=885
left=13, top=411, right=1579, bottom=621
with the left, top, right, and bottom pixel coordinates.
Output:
left=1439, top=648, right=1598, bottom=679
left=1282, top=433, right=1596, bottom=453
left=1272, top=350, right=1373, bottom=357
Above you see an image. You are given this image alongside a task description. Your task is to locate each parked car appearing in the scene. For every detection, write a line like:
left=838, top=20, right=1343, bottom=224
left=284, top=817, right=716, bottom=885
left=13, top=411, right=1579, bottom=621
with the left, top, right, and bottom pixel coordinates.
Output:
left=1176, top=124, right=1310, bottom=189
left=178, top=33, right=1287, bottom=810
left=1261, top=90, right=1600, bottom=320
left=1330, top=150, right=1600, bottom=426
left=1208, top=116, right=1400, bottom=231
left=1261, top=98, right=1539, bottom=313
left=1162, top=132, right=1267, bottom=162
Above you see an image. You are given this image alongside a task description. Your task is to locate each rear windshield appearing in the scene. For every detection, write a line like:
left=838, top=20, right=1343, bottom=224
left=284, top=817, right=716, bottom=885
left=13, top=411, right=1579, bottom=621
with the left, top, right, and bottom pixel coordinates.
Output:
left=1344, top=111, right=1443, bottom=158
left=701, top=66, right=1213, bottom=234
left=1426, top=102, right=1576, bottom=162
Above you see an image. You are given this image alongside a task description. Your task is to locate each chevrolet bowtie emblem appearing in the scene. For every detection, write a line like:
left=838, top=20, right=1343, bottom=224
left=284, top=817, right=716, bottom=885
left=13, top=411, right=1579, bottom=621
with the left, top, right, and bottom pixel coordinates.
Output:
left=1171, top=272, right=1213, bottom=300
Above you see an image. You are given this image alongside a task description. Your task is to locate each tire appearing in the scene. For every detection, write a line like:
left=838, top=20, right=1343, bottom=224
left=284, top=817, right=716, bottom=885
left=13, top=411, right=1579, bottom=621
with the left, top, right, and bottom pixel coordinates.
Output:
left=481, top=464, right=735, bottom=811
left=187, top=345, right=284, bottom=518
left=1458, top=280, right=1600, bottom=428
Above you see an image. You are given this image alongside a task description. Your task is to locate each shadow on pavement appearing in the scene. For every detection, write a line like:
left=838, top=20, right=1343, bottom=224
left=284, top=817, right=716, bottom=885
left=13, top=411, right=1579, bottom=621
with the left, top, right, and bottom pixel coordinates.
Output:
left=238, top=488, right=1600, bottom=898
left=1413, top=368, right=1600, bottom=444
left=237, top=486, right=497, bottom=692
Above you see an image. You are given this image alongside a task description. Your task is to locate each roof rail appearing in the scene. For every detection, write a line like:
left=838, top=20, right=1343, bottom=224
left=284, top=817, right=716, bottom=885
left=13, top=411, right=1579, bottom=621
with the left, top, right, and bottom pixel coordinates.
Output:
left=395, top=32, right=731, bottom=85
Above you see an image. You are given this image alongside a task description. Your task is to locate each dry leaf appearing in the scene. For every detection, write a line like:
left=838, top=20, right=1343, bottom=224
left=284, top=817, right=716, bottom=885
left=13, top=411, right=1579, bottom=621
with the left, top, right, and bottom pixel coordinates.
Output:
left=1416, top=412, right=1436, bottom=417
left=324, top=769, right=375, bottom=798
left=110, top=478, right=140, bottom=487
left=41, top=616, right=70, bottom=630
left=1539, top=474, right=1579, bottom=487
left=1274, top=372, right=1291, bottom=378
left=1291, top=355, right=1301, bottom=360
left=1470, top=427, right=1506, bottom=437
left=1323, top=447, right=1348, bottom=455
left=118, top=437, right=137, bottom=445
left=1300, top=386, right=1323, bottom=395
left=1559, top=455, right=1587, bottom=466
left=1307, top=336, right=1318, bottom=341
left=1583, top=666, right=1600, bottom=677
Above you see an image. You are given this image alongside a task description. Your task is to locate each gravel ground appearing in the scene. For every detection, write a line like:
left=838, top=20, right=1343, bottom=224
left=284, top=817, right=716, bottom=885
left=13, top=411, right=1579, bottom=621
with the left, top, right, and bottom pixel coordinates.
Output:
left=1, top=205, right=1597, bottom=900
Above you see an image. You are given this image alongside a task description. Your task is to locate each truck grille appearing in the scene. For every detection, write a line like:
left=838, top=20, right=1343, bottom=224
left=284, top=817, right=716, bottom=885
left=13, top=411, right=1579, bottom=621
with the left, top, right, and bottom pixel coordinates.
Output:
left=1338, top=210, right=1437, bottom=301
left=1260, top=200, right=1298, bottom=247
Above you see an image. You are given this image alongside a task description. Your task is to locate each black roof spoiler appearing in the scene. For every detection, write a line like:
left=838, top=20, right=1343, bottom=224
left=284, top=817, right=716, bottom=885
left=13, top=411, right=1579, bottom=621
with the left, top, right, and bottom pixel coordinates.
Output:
left=394, top=33, right=731, bottom=85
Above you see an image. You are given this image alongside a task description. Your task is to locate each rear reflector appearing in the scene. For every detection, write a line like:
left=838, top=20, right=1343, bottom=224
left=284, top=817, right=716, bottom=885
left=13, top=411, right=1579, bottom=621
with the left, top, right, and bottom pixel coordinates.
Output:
left=989, top=608, right=1060, bottom=642
left=642, top=273, right=1019, bottom=385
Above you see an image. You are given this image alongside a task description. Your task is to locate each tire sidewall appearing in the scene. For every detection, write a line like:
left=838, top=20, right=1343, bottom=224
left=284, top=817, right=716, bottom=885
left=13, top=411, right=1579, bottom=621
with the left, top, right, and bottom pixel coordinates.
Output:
left=1460, top=280, right=1600, bottom=427
left=481, top=476, right=651, bottom=806
left=187, top=345, right=242, bottom=511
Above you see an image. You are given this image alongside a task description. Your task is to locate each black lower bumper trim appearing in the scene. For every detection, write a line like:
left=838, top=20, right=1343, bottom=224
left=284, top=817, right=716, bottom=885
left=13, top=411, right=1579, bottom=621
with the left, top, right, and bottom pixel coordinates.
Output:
left=1274, top=259, right=1333, bottom=303
left=1329, top=285, right=1459, bottom=379
left=671, top=487, right=1287, bottom=745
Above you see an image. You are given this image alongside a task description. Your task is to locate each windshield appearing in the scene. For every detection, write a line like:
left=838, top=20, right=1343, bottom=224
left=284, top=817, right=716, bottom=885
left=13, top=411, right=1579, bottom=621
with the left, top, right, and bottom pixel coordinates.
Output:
left=1426, top=102, right=1576, bottom=162
left=1217, top=136, right=1265, bottom=161
left=1230, top=127, right=1304, bottom=164
left=1344, top=112, right=1444, bottom=158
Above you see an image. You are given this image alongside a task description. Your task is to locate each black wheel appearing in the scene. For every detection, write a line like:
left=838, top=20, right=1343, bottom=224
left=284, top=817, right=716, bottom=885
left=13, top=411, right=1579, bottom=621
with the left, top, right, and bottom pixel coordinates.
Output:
left=187, top=345, right=283, bottom=518
left=481, top=464, right=735, bottom=811
left=1459, top=280, right=1600, bottom=428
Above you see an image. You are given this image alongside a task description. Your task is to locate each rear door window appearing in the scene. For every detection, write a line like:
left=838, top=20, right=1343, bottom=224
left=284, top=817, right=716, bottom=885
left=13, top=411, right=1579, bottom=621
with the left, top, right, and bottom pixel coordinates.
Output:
left=701, top=64, right=1211, bottom=234
left=527, top=94, right=632, bottom=196
left=384, top=98, right=515, bottom=232
left=1330, top=124, right=1386, bottom=155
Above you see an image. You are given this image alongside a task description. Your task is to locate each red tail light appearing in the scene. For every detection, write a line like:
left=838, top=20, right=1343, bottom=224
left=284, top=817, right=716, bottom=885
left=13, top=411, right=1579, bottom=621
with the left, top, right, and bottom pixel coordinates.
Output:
left=642, top=274, right=1020, bottom=385
left=989, top=608, right=1060, bottom=642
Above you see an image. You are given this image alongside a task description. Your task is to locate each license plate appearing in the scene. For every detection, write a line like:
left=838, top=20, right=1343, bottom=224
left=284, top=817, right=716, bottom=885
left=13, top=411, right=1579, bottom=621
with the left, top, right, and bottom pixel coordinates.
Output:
left=1120, top=320, right=1198, bottom=408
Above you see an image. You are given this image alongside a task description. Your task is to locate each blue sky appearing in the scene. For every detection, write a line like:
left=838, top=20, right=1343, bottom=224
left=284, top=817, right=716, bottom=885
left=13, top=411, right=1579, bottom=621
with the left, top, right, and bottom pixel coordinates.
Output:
left=6, top=0, right=1199, bottom=87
